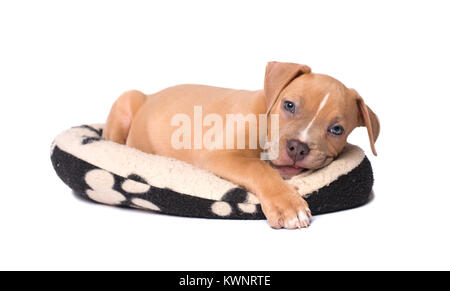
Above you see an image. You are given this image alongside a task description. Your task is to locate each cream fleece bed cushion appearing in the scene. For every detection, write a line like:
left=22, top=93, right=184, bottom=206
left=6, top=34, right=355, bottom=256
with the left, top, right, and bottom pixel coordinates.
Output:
left=50, top=124, right=374, bottom=219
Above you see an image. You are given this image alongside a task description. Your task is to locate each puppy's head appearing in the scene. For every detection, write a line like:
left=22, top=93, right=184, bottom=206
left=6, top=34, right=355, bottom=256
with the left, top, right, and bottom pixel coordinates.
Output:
left=264, top=61, right=380, bottom=178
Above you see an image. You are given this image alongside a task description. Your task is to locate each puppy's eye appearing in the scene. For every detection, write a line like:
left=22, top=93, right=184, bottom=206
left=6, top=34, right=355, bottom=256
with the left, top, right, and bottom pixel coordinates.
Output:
left=283, top=101, right=295, bottom=113
left=328, top=124, right=345, bottom=136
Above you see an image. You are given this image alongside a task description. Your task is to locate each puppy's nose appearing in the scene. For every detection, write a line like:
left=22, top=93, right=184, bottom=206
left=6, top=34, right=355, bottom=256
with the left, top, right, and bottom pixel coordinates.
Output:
left=286, top=139, right=310, bottom=161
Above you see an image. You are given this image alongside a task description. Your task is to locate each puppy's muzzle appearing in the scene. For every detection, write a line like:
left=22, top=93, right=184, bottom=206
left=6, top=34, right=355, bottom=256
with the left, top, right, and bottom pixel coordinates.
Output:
left=287, top=139, right=310, bottom=162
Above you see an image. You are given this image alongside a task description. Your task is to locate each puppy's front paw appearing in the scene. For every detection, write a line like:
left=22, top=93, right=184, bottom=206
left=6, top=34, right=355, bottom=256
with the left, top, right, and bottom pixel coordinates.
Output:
left=260, top=192, right=312, bottom=229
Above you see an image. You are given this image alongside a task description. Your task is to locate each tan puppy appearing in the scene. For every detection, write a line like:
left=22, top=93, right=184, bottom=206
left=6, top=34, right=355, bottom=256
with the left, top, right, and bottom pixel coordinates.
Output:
left=103, top=61, right=380, bottom=229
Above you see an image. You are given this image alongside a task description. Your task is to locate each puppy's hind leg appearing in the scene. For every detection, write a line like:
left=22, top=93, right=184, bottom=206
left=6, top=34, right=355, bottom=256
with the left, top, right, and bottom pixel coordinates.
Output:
left=102, top=90, right=147, bottom=144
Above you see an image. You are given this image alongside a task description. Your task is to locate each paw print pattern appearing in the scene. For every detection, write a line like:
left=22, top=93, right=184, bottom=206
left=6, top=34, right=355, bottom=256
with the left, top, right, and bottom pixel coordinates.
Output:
left=84, top=169, right=161, bottom=212
left=85, top=169, right=126, bottom=205
left=210, top=201, right=259, bottom=217
left=77, top=125, right=103, bottom=145
left=121, top=176, right=161, bottom=211
left=72, top=125, right=261, bottom=218
left=211, top=188, right=258, bottom=216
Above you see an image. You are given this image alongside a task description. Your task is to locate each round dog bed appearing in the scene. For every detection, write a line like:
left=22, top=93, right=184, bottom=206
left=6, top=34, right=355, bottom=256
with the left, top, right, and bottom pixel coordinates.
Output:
left=50, top=124, right=374, bottom=219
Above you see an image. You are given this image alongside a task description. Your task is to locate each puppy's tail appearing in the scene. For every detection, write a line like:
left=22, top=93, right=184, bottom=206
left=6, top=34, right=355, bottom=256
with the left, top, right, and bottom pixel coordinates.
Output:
left=102, top=90, right=147, bottom=144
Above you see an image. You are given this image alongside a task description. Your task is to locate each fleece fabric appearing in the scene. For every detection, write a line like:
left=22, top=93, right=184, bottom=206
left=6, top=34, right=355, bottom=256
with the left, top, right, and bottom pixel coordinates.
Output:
left=51, top=124, right=374, bottom=219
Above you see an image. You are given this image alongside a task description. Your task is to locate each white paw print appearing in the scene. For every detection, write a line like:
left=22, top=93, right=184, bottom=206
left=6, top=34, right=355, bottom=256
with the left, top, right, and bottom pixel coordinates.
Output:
left=237, top=203, right=257, bottom=214
left=85, top=169, right=126, bottom=205
left=211, top=201, right=232, bottom=217
left=121, top=179, right=150, bottom=193
left=84, top=169, right=160, bottom=212
left=130, top=198, right=160, bottom=212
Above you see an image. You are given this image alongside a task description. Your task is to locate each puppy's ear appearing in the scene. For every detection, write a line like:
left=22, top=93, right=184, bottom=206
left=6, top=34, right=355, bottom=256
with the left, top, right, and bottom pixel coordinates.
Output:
left=264, top=61, right=311, bottom=114
left=353, top=90, right=380, bottom=156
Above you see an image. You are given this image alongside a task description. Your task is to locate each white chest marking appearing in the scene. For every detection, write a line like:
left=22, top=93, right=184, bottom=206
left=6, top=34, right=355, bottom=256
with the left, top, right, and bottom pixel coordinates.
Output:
left=299, top=93, right=330, bottom=141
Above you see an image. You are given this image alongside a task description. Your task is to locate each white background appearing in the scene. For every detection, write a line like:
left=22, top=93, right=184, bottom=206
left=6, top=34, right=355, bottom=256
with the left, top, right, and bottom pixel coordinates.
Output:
left=1, top=0, right=449, bottom=270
